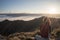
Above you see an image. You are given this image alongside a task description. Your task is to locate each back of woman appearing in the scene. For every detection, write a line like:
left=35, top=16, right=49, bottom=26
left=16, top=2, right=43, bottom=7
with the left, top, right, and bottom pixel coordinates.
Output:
left=40, top=17, right=51, bottom=40
left=40, top=23, right=50, bottom=38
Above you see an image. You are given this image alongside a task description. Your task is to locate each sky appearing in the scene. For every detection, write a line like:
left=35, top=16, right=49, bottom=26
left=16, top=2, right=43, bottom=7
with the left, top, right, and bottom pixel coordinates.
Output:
left=0, top=0, right=60, bottom=14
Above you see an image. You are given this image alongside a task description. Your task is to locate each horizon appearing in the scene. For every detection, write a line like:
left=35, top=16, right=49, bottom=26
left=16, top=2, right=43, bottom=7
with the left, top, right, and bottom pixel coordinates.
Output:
left=0, top=13, right=60, bottom=21
left=0, top=15, right=60, bottom=21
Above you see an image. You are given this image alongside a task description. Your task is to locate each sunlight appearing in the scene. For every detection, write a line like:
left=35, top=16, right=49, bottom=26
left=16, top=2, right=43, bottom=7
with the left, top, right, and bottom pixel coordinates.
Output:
left=48, top=7, right=57, bottom=14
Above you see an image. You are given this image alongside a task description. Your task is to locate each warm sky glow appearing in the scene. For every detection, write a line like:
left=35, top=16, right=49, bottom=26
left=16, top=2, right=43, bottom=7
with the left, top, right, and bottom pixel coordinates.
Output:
left=47, top=7, right=57, bottom=14
left=0, top=0, right=60, bottom=14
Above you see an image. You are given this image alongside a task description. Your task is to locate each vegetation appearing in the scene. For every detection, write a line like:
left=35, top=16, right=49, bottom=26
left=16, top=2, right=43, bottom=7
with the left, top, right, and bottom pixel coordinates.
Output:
left=0, top=16, right=60, bottom=40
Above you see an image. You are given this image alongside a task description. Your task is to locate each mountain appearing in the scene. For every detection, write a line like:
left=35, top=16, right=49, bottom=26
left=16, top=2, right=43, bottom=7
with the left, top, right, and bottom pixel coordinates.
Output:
left=0, top=13, right=42, bottom=17
left=0, top=16, right=60, bottom=36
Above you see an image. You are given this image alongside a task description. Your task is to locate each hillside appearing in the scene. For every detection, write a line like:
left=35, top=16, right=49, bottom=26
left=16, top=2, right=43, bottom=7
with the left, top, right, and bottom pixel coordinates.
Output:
left=0, top=16, right=60, bottom=36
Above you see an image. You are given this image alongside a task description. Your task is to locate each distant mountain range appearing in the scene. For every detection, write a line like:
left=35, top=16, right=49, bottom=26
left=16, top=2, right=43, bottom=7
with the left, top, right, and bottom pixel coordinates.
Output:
left=0, top=13, right=60, bottom=17
left=0, top=13, right=42, bottom=17
left=0, top=16, right=60, bottom=36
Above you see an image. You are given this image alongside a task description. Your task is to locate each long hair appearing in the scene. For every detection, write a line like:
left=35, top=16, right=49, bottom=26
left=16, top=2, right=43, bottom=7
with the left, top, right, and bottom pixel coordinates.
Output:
left=42, top=17, right=51, bottom=25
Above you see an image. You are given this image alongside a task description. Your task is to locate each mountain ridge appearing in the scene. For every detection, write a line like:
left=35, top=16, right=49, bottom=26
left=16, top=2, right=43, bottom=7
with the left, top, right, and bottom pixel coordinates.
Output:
left=0, top=16, right=60, bottom=36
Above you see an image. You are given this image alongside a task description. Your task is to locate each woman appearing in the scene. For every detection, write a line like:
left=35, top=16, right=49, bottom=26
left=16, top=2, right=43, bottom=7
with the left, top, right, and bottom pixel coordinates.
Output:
left=40, top=17, right=51, bottom=40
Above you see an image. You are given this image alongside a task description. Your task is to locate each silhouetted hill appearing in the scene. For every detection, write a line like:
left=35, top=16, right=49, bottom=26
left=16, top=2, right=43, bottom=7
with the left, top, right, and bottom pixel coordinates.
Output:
left=0, top=17, right=42, bottom=36
left=0, top=16, right=60, bottom=36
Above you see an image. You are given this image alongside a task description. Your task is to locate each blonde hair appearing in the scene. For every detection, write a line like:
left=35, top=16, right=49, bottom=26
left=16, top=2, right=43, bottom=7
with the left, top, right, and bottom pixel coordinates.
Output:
left=42, top=17, right=51, bottom=25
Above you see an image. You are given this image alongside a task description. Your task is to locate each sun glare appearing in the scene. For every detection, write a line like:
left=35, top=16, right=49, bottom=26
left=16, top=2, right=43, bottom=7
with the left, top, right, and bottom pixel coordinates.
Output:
left=48, top=7, right=57, bottom=14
